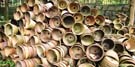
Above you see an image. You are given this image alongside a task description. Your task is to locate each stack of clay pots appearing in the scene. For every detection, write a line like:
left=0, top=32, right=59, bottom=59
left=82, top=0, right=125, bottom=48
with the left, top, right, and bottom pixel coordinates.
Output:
left=0, top=0, right=135, bottom=67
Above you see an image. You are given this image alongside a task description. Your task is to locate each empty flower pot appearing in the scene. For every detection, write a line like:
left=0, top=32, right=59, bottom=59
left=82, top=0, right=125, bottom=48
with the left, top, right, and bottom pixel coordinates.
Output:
left=72, top=23, right=85, bottom=35
left=114, top=43, right=125, bottom=54
left=63, top=32, right=77, bottom=46
left=27, top=35, right=40, bottom=45
left=69, top=44, right=85, bottom=59
left=58, top=0, right=67, bottom=9
left=95, top=15, right=105, bottom=25
left=33, top=4, right=45, bottom=15
left=93, top=30, right=104, bottom=42
left=81, top=34, right=94, bottom=46
left=73, top=12, right=84, bottom=23
left=20, top=3, right=29, bottom=13
left=91, top=8, right=98, bottom=16
left=49, top=16, right=62, bottom=28
left=86, top=44, right=104, bottom=62
left=123, top=36, right=135, bottom=52
left=84, top=15, right=95, bottom=26
left=62, top=13, right=75, bottom=28
left=46, top=6, right=60, bottom=18
left=16, top=60, right=27, bottom=67
left=68, top=2, right=80, bottom=14
left=77, top=57, right=95, bottom=66
left=114, top=23, right=123, bottom=30
left=35, top=13, right=46, bottom=22
left=101, top=25, right=112, bottom=34
left=34, top=22, right=45, bottom=34
left=39, top=29, right=52, bottom=42
left=52, top=28, right=65, bottom=41
left=80, top=5, right=90, bottom=16
left=4, top=23, right=19, bottom=36
left=36, top=45, right=46, bottom=58
left=101, top=39, right=115, bottom=51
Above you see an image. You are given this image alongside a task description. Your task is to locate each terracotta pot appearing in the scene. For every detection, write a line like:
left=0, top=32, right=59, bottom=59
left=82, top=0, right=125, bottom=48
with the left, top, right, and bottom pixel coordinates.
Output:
left=62, top=13, right=75, bottom=28
left=91, top=8, right=98, bottom=16
left=58, top=0, right=67, bottom=9
left=68, top=2, right=80, bottom=14
left=80, top=5, right=90, bottom=16
left=46, top=6, right=60, bottom=18
left=40, top=58, right=51, bottom=67
left=114, top=42, right=125, bottom=54
left=4, top=47, right=16, bottom=57
left=54, top=45, right=68, bottom=58
left=93, top=30, right=104, bottom=42
left=86, top=44, right=104, bottom=62
left=34, top=22, right=45, bottom=34
left=36, top=45, right=46, bottom=58
left=95, top=15, right=105, bottom=25
left=63, top=32, right=77, bottom=46
left=69, top=44, right=85, bottom=59
left=72, top=23, right=85, bottom=35
left=81, top=34, right=94, bottom=46
left=114, top=23, right=123, bottom=30
left=35, top=13, right=46, bottom=22
left=25, top=19, right=36, bottom=29
left=52, top=28, right=66, bottom=41
left=73, top=12, right=84, bottom=23
left=101, top=39, right=115, bottom=51
left=13, top=11, right=22, bottom=21
left=99, top=50, right=119, bottom=67
left=27, top=35, right=40, bottom=45
left=20, top=3, right=29, bottom=13
left=4, top=23, right=19, bottom=36
left=123, top=36, right=135, bottom=52
left=113, top=18, right=121, bottom=24
left=49, top=16, right=62, bottom=28
left=11, top=35, right=25, bottom=47
left=101, top=25, right=112, bottom=34
left=84, top=15, right=95, bottom=26
left=77, top=57, right=95, bottom=66
left=39, top=29, right=52, bottom=42
left=46, top=48, right=61, bottom=65
left=33, top=4, right=45, bottom=15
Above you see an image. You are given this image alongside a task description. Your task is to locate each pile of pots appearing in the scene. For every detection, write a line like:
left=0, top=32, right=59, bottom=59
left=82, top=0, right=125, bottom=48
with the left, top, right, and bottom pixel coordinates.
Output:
left=0, top=0, right=135, bottom=67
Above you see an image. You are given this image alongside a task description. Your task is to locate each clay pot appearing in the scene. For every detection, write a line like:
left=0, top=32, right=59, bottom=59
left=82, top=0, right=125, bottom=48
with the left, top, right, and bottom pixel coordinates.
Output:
left=20, top=3, right=29, bottom=13
left=72, top=23, right=85, bottom=35
left=49, top=16, right=62, bottom=28
left=58, top=0, right=67, bottom=9
left=101, top=39, right=115, bottom=51
left=4, top=47, right=16, bottom=57
left=33, top=4, right=45, bottom=15
left=91, top=8, right=98, bottom=16
left=100, top=50, right=119, bottom=67
left=95, top=15, right=105, bottom=25
left=68, top=2, right=80, bottom=14
left=63, top=32, right=77, bottom=46
left=123, top=36, right=135, bottom=52
left=81, top=34, right=94, bottom=46
left=86, top=44, right=104, bottom=62
left=46, top=6, right=60, bottom=18
left=84, top=15, right=95, bottom=26
left=114, top=23, right=123, bottom=30
left=4, top=23, right=19, bottom=36
left=93, top=30, right=104, bottom=42
left=35, top=13, right=46, bottom=22
left=62, top=13, right=75, bottom=28
left=80, top=5, right=90, bottom=16
left=77, top=57, right=95, bottom=66
left=34, top=22, right=45, bottom=34
left=73, top=12, right=84, bottom=23
left=52, top=28, right=66, bottom=41
left=101, top=25, right=112, bottom=34
left=27, top=35, right=41, bottom=45
left=39, top=29, right=52, bottom=42
left=69, top=44, right=85, bottom=59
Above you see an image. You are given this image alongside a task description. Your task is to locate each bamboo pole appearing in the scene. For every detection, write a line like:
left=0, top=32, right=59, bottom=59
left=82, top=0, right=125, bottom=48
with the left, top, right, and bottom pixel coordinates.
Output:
left=129, top=0, right=135, bottom=26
